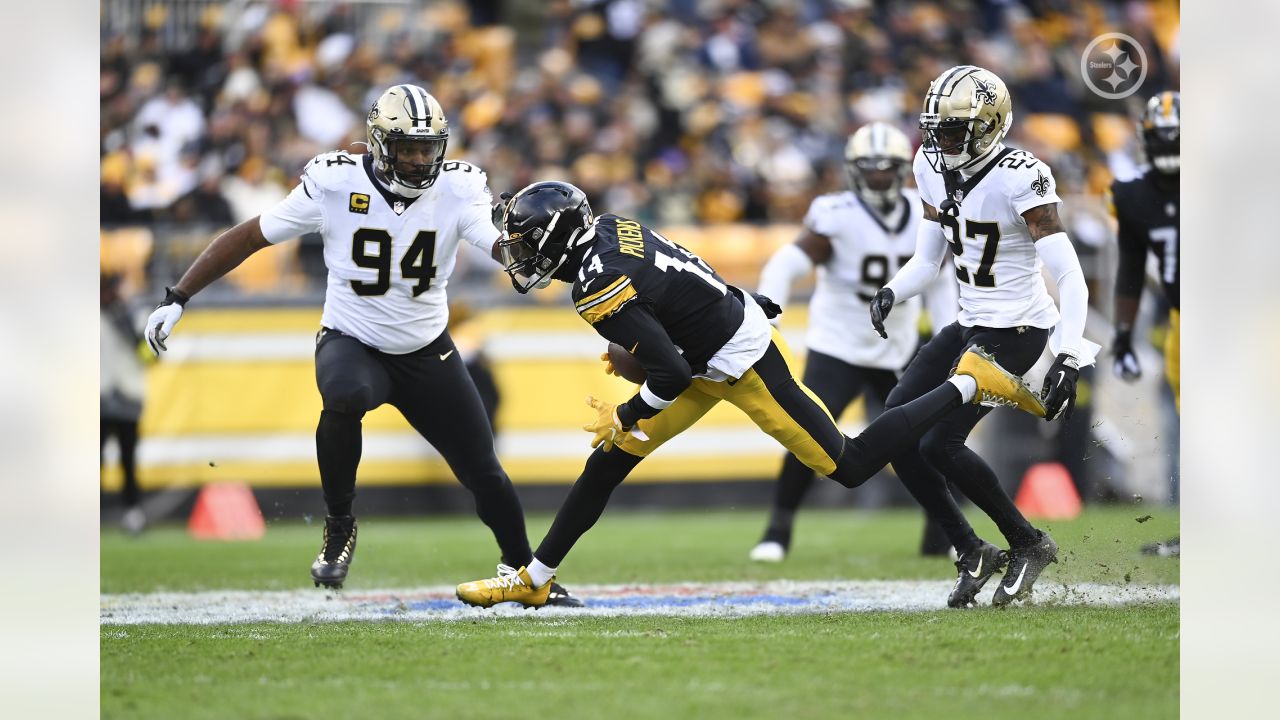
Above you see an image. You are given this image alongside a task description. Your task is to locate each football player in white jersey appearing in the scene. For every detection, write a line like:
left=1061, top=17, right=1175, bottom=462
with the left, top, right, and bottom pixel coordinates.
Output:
left=866, top=66, right=1092, bottom=606
left=748, top=122, right=958, bottom=563
left=143, top=85, right=580, bottom=604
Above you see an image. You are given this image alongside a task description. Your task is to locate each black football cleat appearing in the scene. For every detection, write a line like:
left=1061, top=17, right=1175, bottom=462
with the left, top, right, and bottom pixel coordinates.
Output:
left=546, top=581, right=584, bottom=608
left=311, top=515, right=358, bottom=589
left=948, top=541, right=1007, bottom=608
left=992, top=531, right=1059, bottom=607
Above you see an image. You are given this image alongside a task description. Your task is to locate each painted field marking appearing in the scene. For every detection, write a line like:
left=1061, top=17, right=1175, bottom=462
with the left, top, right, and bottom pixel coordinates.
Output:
left=101, top=579, right=1178, bottom=626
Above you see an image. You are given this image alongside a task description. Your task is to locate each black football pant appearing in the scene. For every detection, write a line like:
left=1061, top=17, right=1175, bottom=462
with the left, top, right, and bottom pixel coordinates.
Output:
left=758, top=350, right=899, bottom=546
left=314, top=328, right=533, bottom=568
left=101, top=418, right=140, bottom=508
left=879, top=323, right=1048, bottom=554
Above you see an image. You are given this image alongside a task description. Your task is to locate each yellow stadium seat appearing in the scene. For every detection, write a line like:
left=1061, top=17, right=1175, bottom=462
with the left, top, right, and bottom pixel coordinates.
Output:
left=1022, top=113, right=1082, bottom=153
left=1091, top=113, right=1135, bottom=153
left=100, top=227, right=154, bottom=295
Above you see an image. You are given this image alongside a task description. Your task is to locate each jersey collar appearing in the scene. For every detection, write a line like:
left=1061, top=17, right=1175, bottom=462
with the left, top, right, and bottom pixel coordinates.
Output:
left=853, top=192, right=911, bottom=235
left=363, top=154, right=421, bottom=215
left=943, top=146, right=1015, bottom=207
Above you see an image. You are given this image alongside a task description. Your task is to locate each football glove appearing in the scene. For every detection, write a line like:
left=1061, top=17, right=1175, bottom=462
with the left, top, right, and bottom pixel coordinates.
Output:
left=599, top=352, right=620, bottom=378
left=144, top=287, right=190, bottom=356
left=1111, top=328, right=1142, bottom=382
left=869, top=287, right=894, bottom=339
left=1040, top=353, right=1080, bottom=422
left=583, top=395, right=631, bottom=452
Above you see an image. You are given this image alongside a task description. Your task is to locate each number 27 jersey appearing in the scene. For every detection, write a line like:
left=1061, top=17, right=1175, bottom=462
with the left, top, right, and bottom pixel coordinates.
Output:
left=912, top=146, right=1060, bottom=329
left=258, top=152, right=497, bottom=354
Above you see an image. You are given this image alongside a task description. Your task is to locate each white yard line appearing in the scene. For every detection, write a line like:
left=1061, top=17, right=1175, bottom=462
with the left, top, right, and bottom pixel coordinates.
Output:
left=101, top=579, right=1178, bottom=626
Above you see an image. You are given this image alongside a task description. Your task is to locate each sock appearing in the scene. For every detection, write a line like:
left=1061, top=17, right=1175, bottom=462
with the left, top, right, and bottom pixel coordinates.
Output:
left=526, top=558, right=557, bottom=587
left=948, top=374, right=976, bottom=403
left=317, top=410, right=362, bottom=517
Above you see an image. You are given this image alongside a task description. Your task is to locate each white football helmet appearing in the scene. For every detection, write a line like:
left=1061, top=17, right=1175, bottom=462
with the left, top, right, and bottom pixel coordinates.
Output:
left=844, top=122, right=913, bottom=210
left=366, top=84, right=449, bottom=197
left=919, top=65, right=1012, bottom=172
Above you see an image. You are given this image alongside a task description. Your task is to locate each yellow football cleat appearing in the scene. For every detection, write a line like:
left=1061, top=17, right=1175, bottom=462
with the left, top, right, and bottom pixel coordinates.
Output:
left=455, top=565, right=552, bottom=608
left=955, top=347, right=1047, bottom=418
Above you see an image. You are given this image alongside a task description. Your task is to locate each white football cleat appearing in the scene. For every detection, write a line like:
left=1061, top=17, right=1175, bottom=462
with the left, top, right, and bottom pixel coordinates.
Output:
left=749, top=541, right=786, bottom=563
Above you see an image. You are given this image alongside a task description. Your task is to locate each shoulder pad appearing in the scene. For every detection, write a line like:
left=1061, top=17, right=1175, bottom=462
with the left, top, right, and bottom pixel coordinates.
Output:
left=810, top=192, right=854, bottom=213
left=572, top=273, right=638, bottom=325
left=301, top=151, right=363, bottom=190
left=437, top=160, right=491, bottom=201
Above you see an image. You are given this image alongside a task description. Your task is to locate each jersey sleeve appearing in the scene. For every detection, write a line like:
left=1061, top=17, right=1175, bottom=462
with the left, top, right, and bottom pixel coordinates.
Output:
left=258, top=172, right=324, bottom=243
left=442, top=162, right=499, bottom=255
left=573, top=273, right=640, bottom=325
left=1009, top=161, right=1062, bottom=217
left=802, top=195, right=841, bottom=237
left=912, top=148, right=940, bottom=207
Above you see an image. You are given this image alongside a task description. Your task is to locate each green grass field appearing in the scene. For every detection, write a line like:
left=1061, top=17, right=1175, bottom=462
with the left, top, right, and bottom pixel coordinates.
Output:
left=101, top=506, right=1178, bottom=719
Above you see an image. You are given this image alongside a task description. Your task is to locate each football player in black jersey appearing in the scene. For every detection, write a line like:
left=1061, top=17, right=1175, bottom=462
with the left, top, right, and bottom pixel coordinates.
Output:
left=1111, top=91, right=1180, bottom=410
left=1111, top=91, right=1180, bottom=557
left=456, top=181, right=1048, bottom=608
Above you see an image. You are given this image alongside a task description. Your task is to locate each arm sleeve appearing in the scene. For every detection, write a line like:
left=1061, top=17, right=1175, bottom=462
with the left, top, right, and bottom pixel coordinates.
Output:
left=591, top=305, right=693, bottom=428
left=921, top=264, right=958, bottom=333
left=1036, top=232, right=1089, bottom=359
left=756, top=243, right=814, bottom=318
left=258, top=174, right=324, bottom=243
left=885, top=218, right=947, bottom=302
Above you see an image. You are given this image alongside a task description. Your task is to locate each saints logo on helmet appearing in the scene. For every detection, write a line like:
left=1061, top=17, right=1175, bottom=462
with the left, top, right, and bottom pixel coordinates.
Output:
left=366, top=84, right=449, bottom=197
left=844, top=122, right=912, bottom=212
left=495, top=181, right=595, bottom=294
left=920, top=66, right=1013, bottom=173
left=1140, top=91, right=1179, bottom=174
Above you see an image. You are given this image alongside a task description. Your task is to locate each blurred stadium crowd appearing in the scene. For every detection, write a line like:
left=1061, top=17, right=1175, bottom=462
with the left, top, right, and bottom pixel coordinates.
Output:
left=101, top=0, right=1178, bottom=297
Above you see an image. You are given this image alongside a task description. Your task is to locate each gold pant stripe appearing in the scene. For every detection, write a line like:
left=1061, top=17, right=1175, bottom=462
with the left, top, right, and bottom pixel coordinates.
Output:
left=617, top=328, right=840, bottom=476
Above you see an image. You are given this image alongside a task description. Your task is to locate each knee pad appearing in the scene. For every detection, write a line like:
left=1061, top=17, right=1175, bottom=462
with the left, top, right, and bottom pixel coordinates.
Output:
left=320, top=381, right=376, bottom=415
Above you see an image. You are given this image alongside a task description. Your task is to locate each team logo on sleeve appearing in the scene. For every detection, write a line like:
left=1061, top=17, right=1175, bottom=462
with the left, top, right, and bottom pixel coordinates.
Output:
left=349, top=193, right=371, bottom=214
left=1031, top=171, right=1051, bottom=197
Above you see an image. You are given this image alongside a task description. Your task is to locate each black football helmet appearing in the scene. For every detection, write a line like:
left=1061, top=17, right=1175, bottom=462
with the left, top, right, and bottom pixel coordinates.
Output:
left=1140, top=91, right=1179, bottom=174
left=495, top=181, right=595, bottom=293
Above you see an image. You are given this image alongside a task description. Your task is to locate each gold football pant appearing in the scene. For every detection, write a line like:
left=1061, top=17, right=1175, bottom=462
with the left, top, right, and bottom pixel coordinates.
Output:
left=1165, top=309, right=1180, bottom=412
left=617, top=328, right=845, bottom=476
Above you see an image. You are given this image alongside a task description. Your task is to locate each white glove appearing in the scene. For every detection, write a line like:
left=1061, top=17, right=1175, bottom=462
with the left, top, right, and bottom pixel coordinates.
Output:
left=145, top=288, right=189, bottom=355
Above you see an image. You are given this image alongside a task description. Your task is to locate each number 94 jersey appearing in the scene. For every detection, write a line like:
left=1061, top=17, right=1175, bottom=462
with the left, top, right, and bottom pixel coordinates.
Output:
left=258, top=152, right=497, bottom=354
left=912, top=146, right=1061, bottom=329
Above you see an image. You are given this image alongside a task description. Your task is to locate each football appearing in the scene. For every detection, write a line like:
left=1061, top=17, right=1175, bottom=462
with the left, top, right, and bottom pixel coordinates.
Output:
left=606, top=342, right=648, bottom=384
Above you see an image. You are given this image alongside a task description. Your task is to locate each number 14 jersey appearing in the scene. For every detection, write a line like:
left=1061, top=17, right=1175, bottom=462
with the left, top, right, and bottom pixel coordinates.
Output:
left=912, top=146, right=1060, bottom=330
left=258, top=151, right=497, bottom=354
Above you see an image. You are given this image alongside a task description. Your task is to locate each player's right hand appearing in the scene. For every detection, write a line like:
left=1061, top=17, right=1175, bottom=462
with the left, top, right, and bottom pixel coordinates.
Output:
left=869, top=287, right=894, bottom=339
left=1111, top=329, right=1142, bottom=382
left=145, top=288, right=190, bottom=356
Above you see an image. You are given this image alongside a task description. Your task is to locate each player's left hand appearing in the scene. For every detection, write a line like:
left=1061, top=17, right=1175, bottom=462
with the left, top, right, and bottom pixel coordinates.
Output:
left=869, top=287, right=894, bottom=339
left=583, top=395, right=630, bottom=451
left=1040, top=353, right=1080, bottom=422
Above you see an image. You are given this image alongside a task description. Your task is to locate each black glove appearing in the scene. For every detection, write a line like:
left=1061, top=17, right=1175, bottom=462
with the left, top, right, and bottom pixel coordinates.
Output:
left=869, top=287, right=894, bottom=339
left=1111, top=328, right=1142, bottom=382
left=1040, top=353, right=1080, bottom=422
left=751, top=292, right=782, bottom=320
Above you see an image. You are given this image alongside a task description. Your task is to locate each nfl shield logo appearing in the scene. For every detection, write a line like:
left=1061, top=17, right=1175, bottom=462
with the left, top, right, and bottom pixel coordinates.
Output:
left=393, top=201, right=406, bottom=215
